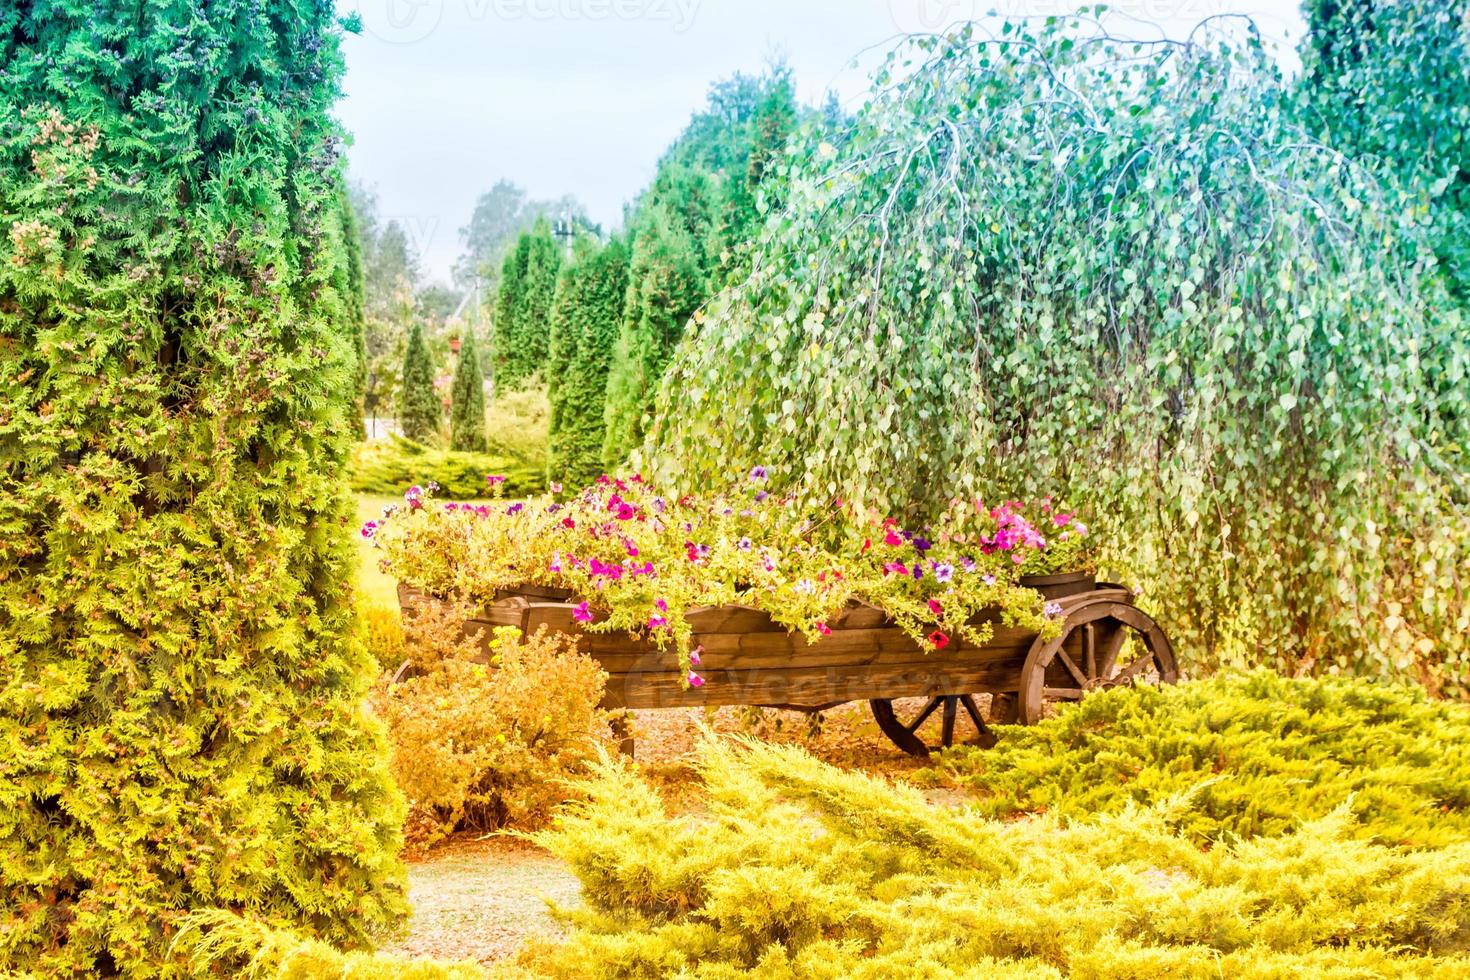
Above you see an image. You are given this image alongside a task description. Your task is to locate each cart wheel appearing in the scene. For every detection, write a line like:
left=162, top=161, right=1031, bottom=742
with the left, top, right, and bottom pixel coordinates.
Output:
left=1018, top=600, right=1177, bottom=725
left=869, top=694, right=1003, bottom=757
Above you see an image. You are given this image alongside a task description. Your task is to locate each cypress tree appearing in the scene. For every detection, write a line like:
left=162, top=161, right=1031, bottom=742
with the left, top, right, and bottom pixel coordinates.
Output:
left=398, top=322, right=439, bottom=442
left=491, top=220, right=562, bottom=390
left=491, top=233, right=529, bottom=386
left=602, top=209, right=707, bottom=467
left=449, top=329, right=488, bottom=452
left=548, top=237, right=630, bottom=487
left=0, top=4, right=407, bottom=976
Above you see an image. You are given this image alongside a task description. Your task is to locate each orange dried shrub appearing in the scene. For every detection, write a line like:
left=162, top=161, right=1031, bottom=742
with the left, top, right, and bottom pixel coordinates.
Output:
left=370, top=601, right=609, bottom=854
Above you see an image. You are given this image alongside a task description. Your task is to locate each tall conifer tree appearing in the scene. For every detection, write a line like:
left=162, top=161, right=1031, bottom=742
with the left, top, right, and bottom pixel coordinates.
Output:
left=398, top=322, right=439, bottom=442
left=449, top=329, right=488, bottom=452
left=548, top=237, right=629, bottom=487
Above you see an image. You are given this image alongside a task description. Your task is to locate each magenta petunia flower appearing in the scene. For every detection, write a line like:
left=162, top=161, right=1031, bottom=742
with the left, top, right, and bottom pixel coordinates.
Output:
left=928, top=598, right=943, bottom=615
left=615, top=503, right=636, bottom=521
left=883, top=529, right=903, bottom=547
left=816, top=622, right=832, bottom=636
left=648, top=614, right=668, bottom=629
left=359, top=521, right=378, bottom=539
left=486, top=475, right=507, bottom=486
left=689, top=646, right=703, bottom=666
left=687, top=670, right=705, bottom=688
left=655, top=598, right=668, bottom=612
left=572, top=601, right=593, bottom=622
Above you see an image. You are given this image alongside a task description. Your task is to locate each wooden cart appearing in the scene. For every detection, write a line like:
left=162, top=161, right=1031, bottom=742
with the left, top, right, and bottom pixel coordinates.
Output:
left=398, top=575, right=1177, bottom=757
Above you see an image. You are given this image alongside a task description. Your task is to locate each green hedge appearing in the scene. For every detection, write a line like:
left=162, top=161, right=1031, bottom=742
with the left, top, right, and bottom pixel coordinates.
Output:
left=350, top=436, right=544, bottom=499
left=0, top=3, right=407, bottom=975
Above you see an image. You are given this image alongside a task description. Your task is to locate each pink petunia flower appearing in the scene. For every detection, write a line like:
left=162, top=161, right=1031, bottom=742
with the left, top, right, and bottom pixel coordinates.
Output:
left=687, top=671, right=705, bottom=688
left=359, top=521, right=378, bottom=539
left=572, top=601, right=593, bottom=623
left=689, top=646, right=703, bottom=666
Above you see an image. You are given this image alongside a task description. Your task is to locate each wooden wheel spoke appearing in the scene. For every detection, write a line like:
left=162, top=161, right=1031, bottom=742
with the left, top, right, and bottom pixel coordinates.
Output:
left=905, top=697, right=943, bottom=734
left=1097, top=627, right=1126, bottom=681
left=1113, top=649, right=1160, bottom=685
left=940, top=697, right=958, bottom=746
left=959, top=695, right=988, bottom=731
left=1083, top=624, right=1097, bottom=681
left=1043, top=686, right=1084, bottom=699
left=1055, top=651, right=1089, bottom=688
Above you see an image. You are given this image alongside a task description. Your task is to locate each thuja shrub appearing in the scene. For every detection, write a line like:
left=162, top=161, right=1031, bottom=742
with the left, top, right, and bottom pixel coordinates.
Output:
left=370, top=603, right=609, bottom=854
left=926, top=671, right=1470, bottom=848
left=519, top=739, right=1470, bottom=978
left=649, top=17, right=1470, bottom=689
left=0, top=4, right=407, bottom=976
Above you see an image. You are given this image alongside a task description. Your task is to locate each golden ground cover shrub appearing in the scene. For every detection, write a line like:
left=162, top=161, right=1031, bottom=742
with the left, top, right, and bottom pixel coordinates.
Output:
left=172, top=911, right=490, bottom=979
left=925, top=670, right=1470, bottom=847
left=516, top=738, right=1470, bottom=978
left=369, top=599, right=610, bottom=853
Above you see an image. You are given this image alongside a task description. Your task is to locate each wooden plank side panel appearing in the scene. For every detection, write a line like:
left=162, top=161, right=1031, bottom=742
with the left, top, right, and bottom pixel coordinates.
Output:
left=582, top=631, right=1032, bottom=673
left=603, top=660, right=1026, bottom=710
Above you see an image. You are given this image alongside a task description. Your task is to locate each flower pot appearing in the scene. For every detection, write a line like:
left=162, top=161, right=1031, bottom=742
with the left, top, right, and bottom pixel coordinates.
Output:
left=1019, top=570, right=1096, bottom=599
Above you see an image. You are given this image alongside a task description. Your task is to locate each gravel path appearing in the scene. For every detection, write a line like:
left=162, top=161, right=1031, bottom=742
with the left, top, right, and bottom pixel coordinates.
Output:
left=388, top=836, right=582, bottom=964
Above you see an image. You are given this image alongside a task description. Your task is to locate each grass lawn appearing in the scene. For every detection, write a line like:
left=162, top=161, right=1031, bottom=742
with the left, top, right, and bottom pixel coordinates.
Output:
left=355, top=494, right=404, bottom=609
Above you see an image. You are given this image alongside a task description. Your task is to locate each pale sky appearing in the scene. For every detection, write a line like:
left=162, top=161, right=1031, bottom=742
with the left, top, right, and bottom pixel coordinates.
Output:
left=337, top=0, right=1307, bottom=284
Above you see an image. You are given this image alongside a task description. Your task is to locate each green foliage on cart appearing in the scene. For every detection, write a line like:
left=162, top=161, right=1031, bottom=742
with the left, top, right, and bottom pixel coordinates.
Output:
left=548, top=236, right=630, bottom=489
left=350, top=436, right=544, bottom=499
left=1300, top=0, right=1470, bottom=302
left=398, top=321, right=441, bottom=442
left=926, top=671, right=1470, bottom=848
left=0, top=3, right=408, bottom=975
left=515, top=738, right=1470, bottom=977
left=491, top=218, right=562, bottom=390
left=648, top=18, right=1470, bottom=690
left=449, top=329, right=488, bottom=452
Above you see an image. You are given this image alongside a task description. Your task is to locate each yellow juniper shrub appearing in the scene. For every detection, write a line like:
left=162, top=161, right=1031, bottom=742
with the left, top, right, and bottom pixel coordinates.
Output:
left=512, top=737, right=1470, bottom=978
left=924, top=670, right=1470, bottom=848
